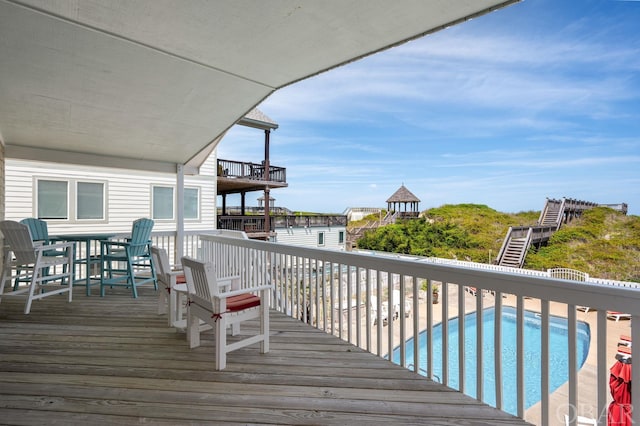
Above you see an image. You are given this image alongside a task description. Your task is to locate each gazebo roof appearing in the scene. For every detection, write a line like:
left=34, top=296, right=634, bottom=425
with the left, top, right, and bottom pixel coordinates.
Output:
left=386, top=185, right=421, bottom=203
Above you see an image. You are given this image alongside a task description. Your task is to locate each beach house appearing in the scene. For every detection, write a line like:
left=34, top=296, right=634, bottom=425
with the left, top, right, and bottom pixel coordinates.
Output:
left=1, top=2, right=637, bottom=425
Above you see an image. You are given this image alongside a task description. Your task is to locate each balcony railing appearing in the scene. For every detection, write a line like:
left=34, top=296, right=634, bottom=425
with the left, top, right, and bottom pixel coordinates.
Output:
left=69, top=229, right=637, bottom=425
left=196, top=233, right=640, bottom=426
left=218, top=215, right=347, bottom=234
left=217, top=158, right=286, bottom=183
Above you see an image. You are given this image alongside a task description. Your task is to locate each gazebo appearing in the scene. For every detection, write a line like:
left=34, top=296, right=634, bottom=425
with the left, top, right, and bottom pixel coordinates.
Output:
left=386, top=185, right=421, bottom=218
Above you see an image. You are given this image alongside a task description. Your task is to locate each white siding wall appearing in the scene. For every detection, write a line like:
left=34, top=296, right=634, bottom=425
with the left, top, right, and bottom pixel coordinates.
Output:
left=5, top=158, right=217, bottom=235
left=275, top=225, right=346, bottom=251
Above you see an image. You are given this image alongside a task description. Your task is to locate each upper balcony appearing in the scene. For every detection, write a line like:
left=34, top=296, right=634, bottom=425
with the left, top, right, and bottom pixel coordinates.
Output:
left=217, top=159, right=287, bottom=195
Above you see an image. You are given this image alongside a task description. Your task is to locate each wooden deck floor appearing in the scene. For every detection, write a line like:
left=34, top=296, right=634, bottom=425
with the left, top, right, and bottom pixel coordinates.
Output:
left=0, top=286, right=531, bottom=425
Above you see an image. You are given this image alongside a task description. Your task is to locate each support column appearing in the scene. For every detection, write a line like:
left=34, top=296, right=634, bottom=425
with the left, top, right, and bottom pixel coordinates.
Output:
left=264, top=129, right=271, bottom=238
left=176, top=164, right=185, bottom=262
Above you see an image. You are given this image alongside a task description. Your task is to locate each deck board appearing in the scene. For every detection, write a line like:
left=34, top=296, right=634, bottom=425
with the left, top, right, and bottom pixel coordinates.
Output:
left=0, top=287, right=531, bottom=425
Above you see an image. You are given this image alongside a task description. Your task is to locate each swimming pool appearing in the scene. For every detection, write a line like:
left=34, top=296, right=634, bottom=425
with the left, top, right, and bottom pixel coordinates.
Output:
left=391, top=306, right=591, bottom=416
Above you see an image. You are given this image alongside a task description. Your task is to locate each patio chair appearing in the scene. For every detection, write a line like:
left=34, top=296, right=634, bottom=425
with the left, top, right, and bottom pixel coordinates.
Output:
left=15, top=218, right=67, bottom=288
left=100, top=218, right=157, bottom=298
left=20, top=218, right=51, bottom=245
left=151, top=246, right=188, bottom=328
left=182, top=256, right=271, bottom=370
left=0, top=220, right=74, bottom=314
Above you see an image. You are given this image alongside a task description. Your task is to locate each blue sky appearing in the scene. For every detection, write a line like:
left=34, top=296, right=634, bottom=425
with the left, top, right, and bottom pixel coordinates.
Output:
left=218, top=0, right=640, bottom=216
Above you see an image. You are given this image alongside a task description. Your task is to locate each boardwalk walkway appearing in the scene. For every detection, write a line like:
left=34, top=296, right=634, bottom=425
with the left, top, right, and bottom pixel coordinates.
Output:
left=0, top=287, right=530, bottom=425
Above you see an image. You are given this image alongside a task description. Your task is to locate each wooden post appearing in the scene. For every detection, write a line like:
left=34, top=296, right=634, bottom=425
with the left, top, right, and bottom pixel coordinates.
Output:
left=264, top=129, right=271, bottom=239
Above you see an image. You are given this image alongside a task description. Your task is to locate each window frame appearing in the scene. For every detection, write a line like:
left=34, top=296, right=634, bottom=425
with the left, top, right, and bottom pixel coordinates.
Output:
left=317, top=231, right=325, bottom=247
left=35, top=177, right=108, bottom=223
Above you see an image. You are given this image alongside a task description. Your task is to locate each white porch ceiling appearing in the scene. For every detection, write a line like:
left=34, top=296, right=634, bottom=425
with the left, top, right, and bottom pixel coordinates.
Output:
left=0, top=0, right=517, bottom=172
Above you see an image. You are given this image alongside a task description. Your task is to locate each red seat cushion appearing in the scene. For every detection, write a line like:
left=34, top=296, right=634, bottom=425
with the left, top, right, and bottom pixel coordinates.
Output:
left=175, top=274, right=186, bottom=284
left=226, top=293, right=261, bottom=312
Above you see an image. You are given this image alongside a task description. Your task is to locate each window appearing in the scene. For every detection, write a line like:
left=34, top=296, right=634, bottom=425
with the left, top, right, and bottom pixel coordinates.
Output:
left=37, top=180, right=68, bottom=219
left=36, top=178, right=106, bottom=222
left=317, top=231, right=325, bottom=246
left=338, top=231, right=345, bottom=244
left=152, top=186, right=200, bottom=221
left=77, top=182, right=104, bottom=220
left=152, top=186, right=174, bottom=220
left=184, top=187, right=199, bottom=220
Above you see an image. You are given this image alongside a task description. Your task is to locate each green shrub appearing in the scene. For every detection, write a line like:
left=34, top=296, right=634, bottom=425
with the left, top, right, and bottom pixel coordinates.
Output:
left=357, top=204, right=640, bottom=281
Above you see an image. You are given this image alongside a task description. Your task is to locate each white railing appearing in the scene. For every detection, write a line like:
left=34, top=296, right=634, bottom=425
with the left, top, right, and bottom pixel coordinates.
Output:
left=199, top=234, right=640, bottom=426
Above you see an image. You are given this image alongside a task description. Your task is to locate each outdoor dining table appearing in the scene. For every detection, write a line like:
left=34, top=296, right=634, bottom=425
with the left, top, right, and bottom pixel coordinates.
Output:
left=52, top=233, right=116, bottom=295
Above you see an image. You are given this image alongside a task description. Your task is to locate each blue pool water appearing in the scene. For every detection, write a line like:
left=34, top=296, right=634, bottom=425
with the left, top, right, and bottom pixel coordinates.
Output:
left=391, top=306, right=591, bottom=415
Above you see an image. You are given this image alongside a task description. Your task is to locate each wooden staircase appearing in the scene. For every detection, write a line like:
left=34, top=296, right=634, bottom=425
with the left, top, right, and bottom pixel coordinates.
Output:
left=538, top=198, right=565, bottom=229
left=496, top=228, right=532, bottom=268
left=346, top=220, right=380, bottom=249
left=346, top=212, right=397, bottom=250
left=496, top=197, right=603, bottom=268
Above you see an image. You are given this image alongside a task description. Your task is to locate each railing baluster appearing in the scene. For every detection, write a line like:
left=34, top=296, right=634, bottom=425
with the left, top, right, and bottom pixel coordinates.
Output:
left=399, top=274, right=406, bottom=368
left=365, top=268, right=371, bottom=353
left=356, top=266, right=361, bottom=348
left=541, top=300, right=550, bottom=426
left=338, top=263, right=344, bottom=338
left=412, top=276, right=419, bottom=374
left=597, top=310, right=607, bottom=426
left=426, top=278, right=433, bottom=380
left=458, top=283, right=465, bottom=393
left=517, top=296, right=525, bottom=418
left=320, top=260, right=327, bottom=331
left=302, top=257, right=308, bottom=324
left=568, top=303, right=578, bottom=426
left=494, top=291, right=503, bottom=410
left=388, top=271, right=393, bottom=358
left=347, top=264, right=352, bottom=344
left=442, top=282, right=449, bottom=386
left=376, top=269, right=383, bottom=357
left=315, top=257, right=320, bottom=327
left=476, top=285, right=483, bottom=403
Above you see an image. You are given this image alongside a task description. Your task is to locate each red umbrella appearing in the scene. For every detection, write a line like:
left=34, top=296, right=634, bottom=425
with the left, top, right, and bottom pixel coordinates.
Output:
left=608, top=347, right=632, bottom=426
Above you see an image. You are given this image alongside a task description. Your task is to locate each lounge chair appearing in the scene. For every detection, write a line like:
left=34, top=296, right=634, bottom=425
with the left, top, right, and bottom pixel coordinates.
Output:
left=563, top=414, right=597, bottom=426
left=615, top=346, right=632, bottom=365
left=618, top=335, right=632, bottom=347
left=607, top=311, right=632, bottom=322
